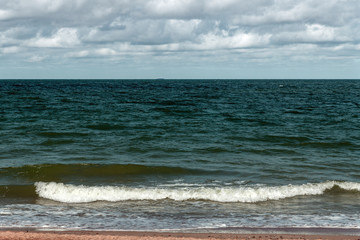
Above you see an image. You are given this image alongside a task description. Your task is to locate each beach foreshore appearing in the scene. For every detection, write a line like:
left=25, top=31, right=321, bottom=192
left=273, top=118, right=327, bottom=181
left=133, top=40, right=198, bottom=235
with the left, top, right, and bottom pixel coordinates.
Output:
left=0, top=230, right=359, bottom=240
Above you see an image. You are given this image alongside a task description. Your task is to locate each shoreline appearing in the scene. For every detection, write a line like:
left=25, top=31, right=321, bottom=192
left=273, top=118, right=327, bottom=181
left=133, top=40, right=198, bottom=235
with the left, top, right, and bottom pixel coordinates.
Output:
left=0, top=229, right=359, bottom=240
left=0, top=231, right=359, bottom=240
left=2, top=227, right=360, bottom=235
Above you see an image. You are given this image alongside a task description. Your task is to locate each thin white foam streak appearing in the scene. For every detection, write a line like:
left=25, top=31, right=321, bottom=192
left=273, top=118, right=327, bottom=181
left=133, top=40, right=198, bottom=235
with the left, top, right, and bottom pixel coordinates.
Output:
left=34, top=181, right=360, bottom=204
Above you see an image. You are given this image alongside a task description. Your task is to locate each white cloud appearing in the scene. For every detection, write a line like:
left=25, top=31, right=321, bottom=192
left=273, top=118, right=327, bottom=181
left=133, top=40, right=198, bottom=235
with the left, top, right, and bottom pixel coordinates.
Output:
left=0, top=9, right=14, bottom=20
left=305, top=24, right=336, bottom=42
left=1, top=46, right=20, bottom=54
left=27, top=55, right=46, bottom=62
left=195, top=32, right=271, bottom=50
left=26, top=28, right=80, bottom=48
left=66, top=50, right=89, bottom=58
left=0, top=0, right=87, bottom=20
left=146, top=0, right=202, bottom=18
left=95, top=48, right=117, bottom=56
left=67, top=48, right=118, bottom=58
left=1, top=0, right=360, bottom=77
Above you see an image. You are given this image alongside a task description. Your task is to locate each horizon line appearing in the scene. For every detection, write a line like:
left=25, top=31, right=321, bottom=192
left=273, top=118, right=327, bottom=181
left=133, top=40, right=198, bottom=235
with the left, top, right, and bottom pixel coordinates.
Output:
left=1, top=78, right=360, bottom=80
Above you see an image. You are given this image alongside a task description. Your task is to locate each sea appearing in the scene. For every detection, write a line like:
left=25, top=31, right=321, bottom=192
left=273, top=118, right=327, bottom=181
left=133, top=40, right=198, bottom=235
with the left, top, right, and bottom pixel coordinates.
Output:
left=0, top=79, right=359, bottom=233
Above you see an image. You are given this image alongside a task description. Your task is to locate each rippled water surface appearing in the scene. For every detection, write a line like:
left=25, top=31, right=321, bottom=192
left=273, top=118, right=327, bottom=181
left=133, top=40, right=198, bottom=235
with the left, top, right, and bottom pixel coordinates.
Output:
left=0, top=79, right=359, bottom=231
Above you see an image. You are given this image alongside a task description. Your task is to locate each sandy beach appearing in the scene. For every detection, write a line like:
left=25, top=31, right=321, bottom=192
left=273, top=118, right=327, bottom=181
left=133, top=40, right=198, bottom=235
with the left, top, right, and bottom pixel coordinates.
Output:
left=0, top=231, right=359, bottom=240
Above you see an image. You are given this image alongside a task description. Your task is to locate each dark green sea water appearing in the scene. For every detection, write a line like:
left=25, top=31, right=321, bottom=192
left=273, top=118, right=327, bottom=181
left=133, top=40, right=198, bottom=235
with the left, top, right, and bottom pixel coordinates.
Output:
left=0, top=79, right=359, bottom=231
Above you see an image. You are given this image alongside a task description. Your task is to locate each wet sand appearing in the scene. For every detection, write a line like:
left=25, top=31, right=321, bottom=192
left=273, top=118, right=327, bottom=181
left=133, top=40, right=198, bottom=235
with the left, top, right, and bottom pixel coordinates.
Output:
left=0, top=231, right=359, bottom=240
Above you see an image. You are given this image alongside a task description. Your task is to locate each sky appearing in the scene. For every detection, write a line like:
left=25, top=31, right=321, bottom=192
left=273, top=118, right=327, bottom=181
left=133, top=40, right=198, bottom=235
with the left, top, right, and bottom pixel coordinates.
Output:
left=0, top=0, right=360, bottom=79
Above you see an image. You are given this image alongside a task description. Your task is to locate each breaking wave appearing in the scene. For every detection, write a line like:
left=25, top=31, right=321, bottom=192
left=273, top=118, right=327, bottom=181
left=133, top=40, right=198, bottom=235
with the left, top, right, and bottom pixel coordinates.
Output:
left=35, top=181, right=360, bottom=203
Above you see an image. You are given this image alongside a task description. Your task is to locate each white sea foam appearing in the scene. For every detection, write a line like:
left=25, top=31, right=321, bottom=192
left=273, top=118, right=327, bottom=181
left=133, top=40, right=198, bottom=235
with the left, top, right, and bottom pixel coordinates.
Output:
left=34, top=181, right=360, bottom=204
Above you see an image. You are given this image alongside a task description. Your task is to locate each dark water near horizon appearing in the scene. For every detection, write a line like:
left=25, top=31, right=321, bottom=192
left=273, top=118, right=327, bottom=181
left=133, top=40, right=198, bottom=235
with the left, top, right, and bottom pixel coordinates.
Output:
left=0, top=79, right=359, bottom=232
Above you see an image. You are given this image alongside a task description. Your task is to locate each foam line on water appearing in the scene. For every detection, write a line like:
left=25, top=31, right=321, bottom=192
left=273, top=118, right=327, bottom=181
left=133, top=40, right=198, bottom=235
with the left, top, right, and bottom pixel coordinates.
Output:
left=34, top=181, right=360, bottom=203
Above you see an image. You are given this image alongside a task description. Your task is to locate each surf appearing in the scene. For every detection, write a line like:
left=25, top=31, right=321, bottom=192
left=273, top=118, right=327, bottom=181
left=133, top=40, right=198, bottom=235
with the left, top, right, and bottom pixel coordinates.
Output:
left=34, top=181, right=360, bottom=203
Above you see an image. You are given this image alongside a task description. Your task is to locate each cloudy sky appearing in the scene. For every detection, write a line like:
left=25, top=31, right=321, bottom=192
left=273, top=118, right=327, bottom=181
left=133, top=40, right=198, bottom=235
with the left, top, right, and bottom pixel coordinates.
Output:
left=1, top=0, right=360, bottom=79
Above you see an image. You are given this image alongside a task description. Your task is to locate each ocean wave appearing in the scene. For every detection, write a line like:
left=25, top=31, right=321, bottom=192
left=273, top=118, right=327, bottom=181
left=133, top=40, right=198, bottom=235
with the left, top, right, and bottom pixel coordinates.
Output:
left=35, top=181, right=360, bottom=203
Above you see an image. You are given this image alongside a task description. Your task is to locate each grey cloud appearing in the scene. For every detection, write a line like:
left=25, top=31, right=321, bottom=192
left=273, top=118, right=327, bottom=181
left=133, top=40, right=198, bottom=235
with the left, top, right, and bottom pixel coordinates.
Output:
left=25, top=28, right=80, bottom=48
left=82, top=18, right=202, bottom=45
left=1, top=0, right=360, bottom=65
